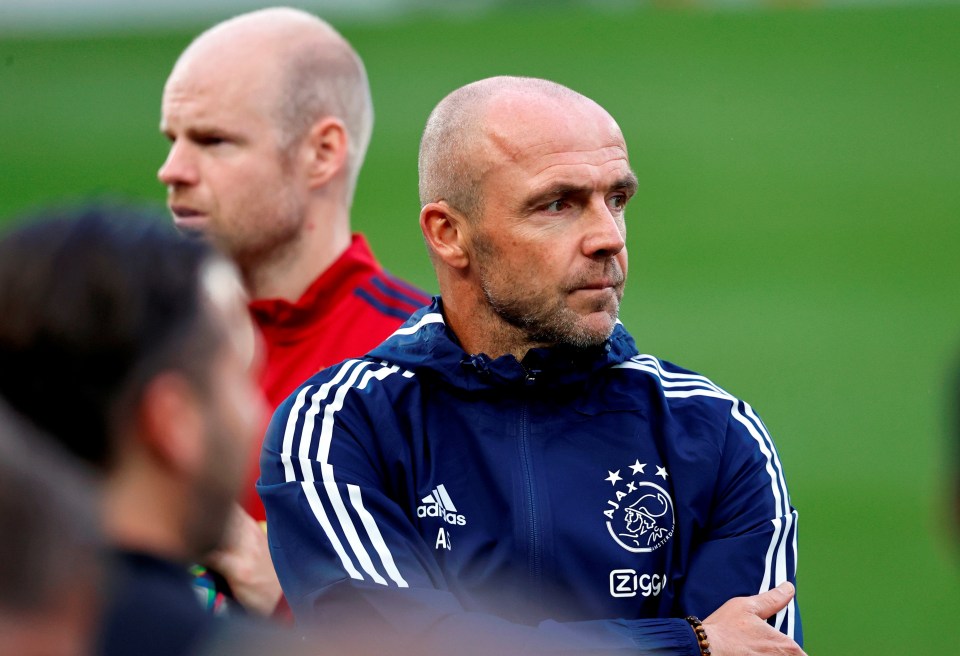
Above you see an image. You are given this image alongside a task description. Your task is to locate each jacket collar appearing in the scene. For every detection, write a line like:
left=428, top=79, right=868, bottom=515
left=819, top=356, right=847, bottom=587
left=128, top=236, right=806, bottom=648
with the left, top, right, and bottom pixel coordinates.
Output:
left=369, top=297, right=639, bottom=391
left=248, top=234, right=380, bottom=339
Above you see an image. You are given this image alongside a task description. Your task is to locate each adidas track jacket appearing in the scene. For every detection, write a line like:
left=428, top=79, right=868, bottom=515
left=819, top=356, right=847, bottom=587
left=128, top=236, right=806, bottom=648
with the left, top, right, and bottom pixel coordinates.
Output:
left=258, top=299, right=802, bottom=655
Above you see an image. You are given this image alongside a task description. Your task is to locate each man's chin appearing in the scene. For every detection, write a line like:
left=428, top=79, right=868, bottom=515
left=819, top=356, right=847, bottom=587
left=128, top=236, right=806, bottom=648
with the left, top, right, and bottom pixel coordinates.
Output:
left=575, top=309, right=619, bottom=343
left=543, top=313, right=616, bottom=351
left=172, top=224, right=210, bottom=242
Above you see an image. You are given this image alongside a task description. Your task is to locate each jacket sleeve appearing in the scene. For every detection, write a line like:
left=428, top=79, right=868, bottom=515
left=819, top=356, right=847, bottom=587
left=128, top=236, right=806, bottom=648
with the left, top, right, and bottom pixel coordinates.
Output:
left=678, top=398, right=802, bottom=646
left=257, top=363, right=700, bottom=656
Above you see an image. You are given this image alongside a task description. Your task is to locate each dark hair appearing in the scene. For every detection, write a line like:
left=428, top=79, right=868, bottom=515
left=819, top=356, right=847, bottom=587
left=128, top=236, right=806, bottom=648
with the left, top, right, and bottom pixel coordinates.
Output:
left=0, top=203, right=222, bottom=470
left=0, top=398, right=100, bottom=613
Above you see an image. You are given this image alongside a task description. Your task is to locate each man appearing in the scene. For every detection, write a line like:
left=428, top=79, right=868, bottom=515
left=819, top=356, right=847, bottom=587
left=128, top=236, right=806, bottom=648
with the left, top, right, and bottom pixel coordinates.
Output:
left=260, top=77, right=804, bottom=655
left=0, top=206, right=268, bottom=655
left=158, top=7, right=431, bottom=521
left=0, top=400, right=101, bottom=656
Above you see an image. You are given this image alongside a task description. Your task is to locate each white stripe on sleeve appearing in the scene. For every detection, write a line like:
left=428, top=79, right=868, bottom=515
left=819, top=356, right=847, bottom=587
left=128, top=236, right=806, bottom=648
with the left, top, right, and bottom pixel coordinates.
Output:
left=281, top=385, right=312, bottom=483
left=284, top=361, right=367, bottom=580
left=309, top=362, right=408, bottom=587
left=348, top=484, right=409, bottom=588
left=620, top=354, right=797, bottom=639
left=302, top=481, right=363, bottom=580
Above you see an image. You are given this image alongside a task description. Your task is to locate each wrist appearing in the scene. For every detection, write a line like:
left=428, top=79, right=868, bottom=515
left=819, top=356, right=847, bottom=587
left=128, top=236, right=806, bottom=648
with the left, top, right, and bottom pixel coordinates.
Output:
left=684, top=616, right=711, bottom=656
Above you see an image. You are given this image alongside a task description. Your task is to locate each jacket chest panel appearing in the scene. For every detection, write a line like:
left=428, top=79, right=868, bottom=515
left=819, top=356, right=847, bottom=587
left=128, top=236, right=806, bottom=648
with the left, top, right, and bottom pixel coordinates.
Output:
left=406, top=396, right=680, bottom=619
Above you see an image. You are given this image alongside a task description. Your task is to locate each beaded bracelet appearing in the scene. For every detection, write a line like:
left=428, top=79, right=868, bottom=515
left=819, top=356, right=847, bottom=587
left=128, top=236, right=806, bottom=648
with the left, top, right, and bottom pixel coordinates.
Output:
left=684, top=616, right=712, bottom=656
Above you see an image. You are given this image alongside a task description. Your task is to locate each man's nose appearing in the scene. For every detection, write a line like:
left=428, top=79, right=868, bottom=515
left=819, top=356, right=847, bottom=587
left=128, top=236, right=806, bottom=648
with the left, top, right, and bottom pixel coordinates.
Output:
left=157, top=141, right=198, bottom=187
left=582, top=198, right=626, bottom=258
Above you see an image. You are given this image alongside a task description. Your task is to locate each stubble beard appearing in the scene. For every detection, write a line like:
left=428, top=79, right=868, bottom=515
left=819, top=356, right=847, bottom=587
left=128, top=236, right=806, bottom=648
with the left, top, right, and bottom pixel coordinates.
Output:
left=475, top=239, right=623, bottom=353
left=482, top=283, right=621, bottom=351
left=208, top=145, right=308, bottom=277
left=221, top=189, right=307, bottom=279
left=184, top=418, right=244, bottom=558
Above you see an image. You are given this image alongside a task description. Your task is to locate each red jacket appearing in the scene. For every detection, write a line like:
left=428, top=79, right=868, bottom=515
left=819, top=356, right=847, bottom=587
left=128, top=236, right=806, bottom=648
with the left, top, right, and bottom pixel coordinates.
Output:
left=243, top=234, right=431, bottom=520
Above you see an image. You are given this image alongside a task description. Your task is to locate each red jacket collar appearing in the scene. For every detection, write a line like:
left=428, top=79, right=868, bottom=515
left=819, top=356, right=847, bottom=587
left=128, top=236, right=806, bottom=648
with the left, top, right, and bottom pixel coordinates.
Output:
left=248, top=234, right=381, bottom=338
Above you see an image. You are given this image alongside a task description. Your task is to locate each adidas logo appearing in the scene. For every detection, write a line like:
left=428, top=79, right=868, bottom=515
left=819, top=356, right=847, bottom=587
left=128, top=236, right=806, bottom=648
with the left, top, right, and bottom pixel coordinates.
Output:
left=416, top=484, right=467, bottom=526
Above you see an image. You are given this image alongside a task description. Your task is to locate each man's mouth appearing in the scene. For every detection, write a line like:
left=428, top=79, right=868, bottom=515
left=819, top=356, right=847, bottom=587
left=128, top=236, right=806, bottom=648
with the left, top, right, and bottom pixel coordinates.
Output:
left=168, top=206, right=212, bottom=240
left=573, top=270, right=625, bottom=292
left=577, top=278, right=619, bottom=291
left=169, top=205, right=207, bottom=229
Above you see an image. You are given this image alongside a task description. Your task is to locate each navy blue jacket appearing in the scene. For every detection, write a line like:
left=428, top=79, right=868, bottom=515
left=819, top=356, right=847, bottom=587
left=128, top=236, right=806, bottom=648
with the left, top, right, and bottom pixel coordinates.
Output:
left=97, top=550, right=215, bottom=656
left=259, top=299, right=801, bottom=654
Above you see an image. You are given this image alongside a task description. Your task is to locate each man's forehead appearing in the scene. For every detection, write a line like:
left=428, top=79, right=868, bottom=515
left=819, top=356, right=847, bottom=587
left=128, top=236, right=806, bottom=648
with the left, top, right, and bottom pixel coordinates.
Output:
left=480, top=91, right=626, bottom=163
left=523, top=149, right=635, bottom=193
left=167, top=44, right=269, bottom=97
left=475, top=114, right=630, bottom=197
left=166, top=21, right=301, bottom=101
left=162, top=49, right=280, bottom=127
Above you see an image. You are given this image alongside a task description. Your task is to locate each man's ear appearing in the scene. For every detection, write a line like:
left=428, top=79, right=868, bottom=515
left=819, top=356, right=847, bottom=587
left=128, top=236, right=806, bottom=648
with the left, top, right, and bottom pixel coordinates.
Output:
left=420, top=201, right=470, bottom=270
left=303, top=116, right=348, bottom=190
left=135, top=372, right=206, bottom=477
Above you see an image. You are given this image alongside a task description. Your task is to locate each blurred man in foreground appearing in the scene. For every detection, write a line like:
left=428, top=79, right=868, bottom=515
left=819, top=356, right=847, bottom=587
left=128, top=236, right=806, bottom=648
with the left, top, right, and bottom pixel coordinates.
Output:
left=159, top=7, right=430, bottom=523
left=0, top=401, right=101, bottom=656
left=261, top=77, right=805, bottom=655
left=0, top=206, right=268, bottom=655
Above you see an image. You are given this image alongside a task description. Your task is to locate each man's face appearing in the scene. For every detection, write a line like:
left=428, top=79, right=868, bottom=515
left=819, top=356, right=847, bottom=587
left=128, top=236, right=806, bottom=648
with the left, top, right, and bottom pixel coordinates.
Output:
left=158, top=51, right=308, bottom=271
left=188, top=263, right=268, bottom=555
left=467, top=94, right=636, bottom=351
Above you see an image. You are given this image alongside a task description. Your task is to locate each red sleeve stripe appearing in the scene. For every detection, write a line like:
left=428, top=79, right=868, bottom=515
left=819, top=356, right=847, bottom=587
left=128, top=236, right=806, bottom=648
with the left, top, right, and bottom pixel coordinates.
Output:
left=369, top=274, right=432, bottom=312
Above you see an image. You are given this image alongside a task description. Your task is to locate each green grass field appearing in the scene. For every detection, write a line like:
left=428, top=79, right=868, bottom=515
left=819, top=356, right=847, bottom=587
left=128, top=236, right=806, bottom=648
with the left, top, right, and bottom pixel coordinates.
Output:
left=2, top=4, right=959, bottom=652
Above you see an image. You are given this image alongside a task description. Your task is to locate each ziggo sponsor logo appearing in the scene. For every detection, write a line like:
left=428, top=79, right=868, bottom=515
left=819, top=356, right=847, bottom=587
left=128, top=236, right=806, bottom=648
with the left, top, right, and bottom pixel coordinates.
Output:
left=609, top=569, right=668, bottom=598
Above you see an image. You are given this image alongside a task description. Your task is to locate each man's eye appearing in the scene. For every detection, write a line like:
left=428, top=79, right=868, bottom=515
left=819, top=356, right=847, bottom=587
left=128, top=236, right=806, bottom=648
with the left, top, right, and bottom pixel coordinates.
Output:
left=608, top=194, right=627, bottom=210
left=197, top=135, right=226, bottom=146
left=545, top=200, right=566, bottom=213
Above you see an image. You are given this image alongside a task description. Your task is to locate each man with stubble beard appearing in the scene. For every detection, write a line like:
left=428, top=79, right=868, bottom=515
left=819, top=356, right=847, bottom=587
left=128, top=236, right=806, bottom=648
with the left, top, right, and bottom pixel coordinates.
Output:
left=259, top=77, right=804, bottom=656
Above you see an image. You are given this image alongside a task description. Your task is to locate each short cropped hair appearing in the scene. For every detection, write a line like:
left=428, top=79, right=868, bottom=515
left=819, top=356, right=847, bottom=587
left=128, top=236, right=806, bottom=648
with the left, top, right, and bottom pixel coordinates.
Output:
left=417, top=82, right=488, bottom=218
left=0, top=203, right=224, bottom=470
left=276, top=34, right=373, bottom=203
left=418, top=76, right=589, bottom=219
left=177, top=8, right=374, bottom=205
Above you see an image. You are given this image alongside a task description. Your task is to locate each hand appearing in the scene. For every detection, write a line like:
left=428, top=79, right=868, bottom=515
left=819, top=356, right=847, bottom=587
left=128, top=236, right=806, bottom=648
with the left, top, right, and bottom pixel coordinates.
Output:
left=701, top=582, right=806, bottom=655
left=204, top=504, right=283, bottom=617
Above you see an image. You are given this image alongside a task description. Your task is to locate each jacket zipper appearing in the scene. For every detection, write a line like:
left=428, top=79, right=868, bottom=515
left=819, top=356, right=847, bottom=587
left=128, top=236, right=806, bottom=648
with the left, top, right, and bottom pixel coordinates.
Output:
left=518, top=400, right=542, bottom=592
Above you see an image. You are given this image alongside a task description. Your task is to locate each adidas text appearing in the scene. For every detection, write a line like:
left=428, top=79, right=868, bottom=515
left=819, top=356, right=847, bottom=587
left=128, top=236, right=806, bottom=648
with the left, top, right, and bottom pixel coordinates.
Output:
left=417, top=504, right=466, bottom=525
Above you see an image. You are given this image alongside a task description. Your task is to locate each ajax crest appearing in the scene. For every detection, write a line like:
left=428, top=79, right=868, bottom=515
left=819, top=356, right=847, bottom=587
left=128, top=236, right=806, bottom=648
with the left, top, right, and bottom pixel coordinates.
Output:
left=602, top=460, right=675, bottom=553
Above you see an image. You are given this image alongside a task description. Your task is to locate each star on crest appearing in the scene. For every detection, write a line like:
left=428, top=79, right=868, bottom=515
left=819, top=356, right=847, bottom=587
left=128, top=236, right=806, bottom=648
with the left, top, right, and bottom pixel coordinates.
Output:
left=605, top=470, right=622, bottom=486
left=629, top=460, right=646, bottom=475
left=656, top=465, right=669, bottom=480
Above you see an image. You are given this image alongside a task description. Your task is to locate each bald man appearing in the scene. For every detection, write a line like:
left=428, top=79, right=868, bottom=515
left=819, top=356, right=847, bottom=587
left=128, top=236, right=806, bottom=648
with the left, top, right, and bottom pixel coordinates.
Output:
left=260, top=77, right=804, bottom=655
left=159, top=7, right=430, bottom=522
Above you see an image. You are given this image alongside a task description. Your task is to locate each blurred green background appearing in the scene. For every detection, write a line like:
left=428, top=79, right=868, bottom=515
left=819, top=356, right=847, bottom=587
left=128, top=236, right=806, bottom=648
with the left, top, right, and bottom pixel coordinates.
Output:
left=2, top=3, right=958, bottom=652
